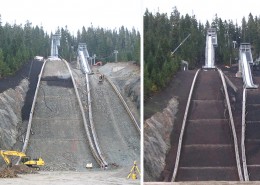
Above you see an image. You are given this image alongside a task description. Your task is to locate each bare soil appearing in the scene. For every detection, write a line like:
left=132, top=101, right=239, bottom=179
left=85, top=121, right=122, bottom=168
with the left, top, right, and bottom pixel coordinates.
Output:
left=0, top=164, right=37, bottom=178
left=0, top=170, right=140, bottom=185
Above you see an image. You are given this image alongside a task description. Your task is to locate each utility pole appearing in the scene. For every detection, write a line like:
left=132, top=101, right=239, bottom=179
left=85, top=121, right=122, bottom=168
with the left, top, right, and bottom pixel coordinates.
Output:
left=93, top=54, right=96, bottom=65
left=114, top=50, right=118, bottom=62
left=89, top=57, right=93, bottom=65
left=70, top=45, right=74, bottom=62
left=233, top=41, right=237, bottom=49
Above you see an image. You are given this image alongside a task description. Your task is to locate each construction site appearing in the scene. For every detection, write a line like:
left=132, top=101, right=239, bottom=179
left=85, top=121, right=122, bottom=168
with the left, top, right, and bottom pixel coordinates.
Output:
left=144, top=28, right=260, bottom=184
left=0, top=35, right=140, bottom=184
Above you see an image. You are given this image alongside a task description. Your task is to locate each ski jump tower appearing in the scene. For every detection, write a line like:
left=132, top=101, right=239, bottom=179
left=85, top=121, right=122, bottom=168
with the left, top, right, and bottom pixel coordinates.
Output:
left=51, top=34, right=61, bottom=58
left=203, top=28, right=218, bottom=68
left=78, top=43, right=92, bottom=74
left=236, top=43, right=258, bottom=88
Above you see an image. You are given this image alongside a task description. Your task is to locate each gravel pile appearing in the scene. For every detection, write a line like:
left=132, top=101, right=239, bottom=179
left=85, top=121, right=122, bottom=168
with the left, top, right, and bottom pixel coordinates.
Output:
left=0, top=164, right=37, bottom=178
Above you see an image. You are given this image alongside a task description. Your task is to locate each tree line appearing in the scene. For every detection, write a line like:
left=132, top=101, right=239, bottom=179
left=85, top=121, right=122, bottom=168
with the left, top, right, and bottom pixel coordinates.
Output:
left=0, top=17, right=50, bottom=77
left=144, top=7, right=260, bottom=99
left=0, top=15, right=140, bottom=77
left=58, top=25, right=140, bottom=64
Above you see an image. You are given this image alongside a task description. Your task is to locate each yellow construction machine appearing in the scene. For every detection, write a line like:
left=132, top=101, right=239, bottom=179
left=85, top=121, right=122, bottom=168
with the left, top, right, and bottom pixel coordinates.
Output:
left=0, top=150, right=44, bottom=169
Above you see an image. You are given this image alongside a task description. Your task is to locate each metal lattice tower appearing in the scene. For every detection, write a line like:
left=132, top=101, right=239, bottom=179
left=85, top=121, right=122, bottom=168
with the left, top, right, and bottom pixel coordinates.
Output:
left=51, top=34, right=61, bottom=57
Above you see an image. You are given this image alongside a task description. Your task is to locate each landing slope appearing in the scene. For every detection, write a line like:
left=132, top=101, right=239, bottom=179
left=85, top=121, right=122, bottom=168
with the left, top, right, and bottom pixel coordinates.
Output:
left=89, top=73, right=140, bottom=168
left=26, top=59, right=96, bottom=171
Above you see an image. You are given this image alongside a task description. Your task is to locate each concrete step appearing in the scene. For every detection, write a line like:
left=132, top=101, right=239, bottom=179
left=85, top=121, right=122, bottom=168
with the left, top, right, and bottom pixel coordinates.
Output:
left=247, top=89, right=260, bottom=104
left=188, top=100, right=225, bottom=120
left=245, top=141, right=260, bottom=165
left=184, top=119, right=231, bottom=145
left=245, top=121, right=260, bottom=140
left=247, top=165, right=260, bottom=181
left=193, top=70, right=223, bottom=100
left=176, top=167, right=239, bottom=181
left=246, top=105, right=260, bottom=121
left=179, top=145, right=236, bottom=167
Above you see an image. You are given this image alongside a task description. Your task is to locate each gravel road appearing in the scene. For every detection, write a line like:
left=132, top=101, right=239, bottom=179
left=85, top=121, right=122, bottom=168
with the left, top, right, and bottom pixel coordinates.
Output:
left=0, top=170, right=140, bottom=185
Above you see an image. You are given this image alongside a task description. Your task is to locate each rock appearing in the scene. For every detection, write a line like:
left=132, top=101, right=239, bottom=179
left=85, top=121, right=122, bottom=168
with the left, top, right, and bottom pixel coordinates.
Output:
left=144, top=98, right=178, bottom=181
left=0, top=79, right=29, bottom=149
left=98, top=62, right=140, bottom=120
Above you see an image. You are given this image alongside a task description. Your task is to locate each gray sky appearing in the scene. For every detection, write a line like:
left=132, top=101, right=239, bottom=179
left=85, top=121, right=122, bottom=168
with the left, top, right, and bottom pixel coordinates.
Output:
left=144, top=0, right=260, bottom=25
left=0, top=0, right=142, bottom=34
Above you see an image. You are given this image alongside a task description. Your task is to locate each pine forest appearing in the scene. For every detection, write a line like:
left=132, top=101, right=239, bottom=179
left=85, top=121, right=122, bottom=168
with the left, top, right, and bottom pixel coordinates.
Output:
left=144, top=7, right=260, bottom=99
left=0, top=15, right=140, bottom=77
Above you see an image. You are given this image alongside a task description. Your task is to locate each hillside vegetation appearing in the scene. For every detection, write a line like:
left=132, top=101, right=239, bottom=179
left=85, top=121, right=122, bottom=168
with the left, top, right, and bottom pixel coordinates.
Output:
left=0, top=15, right=140, bottom=77
left=144, top=7, right=260, bottom=99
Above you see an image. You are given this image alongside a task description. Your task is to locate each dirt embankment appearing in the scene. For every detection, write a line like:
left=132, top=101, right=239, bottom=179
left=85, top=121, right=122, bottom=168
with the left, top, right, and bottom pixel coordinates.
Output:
left=144, top=70, right=196, bottom=181
left=0, top=60, right=43, bottom=151
left=0, top=164, right=37, bottom=178
left=144, top=98, right=178, bottom=181
left=98, top=62, right=140, bottom=121
left=0, top=79, right=29, bottom=149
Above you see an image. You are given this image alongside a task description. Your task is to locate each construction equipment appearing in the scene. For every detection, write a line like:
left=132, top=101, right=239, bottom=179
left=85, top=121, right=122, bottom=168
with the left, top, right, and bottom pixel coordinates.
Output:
left=86, top=163, right=93, bottom=169
left=127, top=161, right=141, bottom=180
left=98, top=74, right=104, bottom=83
left=0, top=150, right=44, bottom=169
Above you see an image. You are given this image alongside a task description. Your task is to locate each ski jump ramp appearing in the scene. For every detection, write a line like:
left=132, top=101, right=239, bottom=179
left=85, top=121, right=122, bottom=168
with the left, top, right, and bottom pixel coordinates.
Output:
left=238, top=43, right=258, bottom=89
left=78, top=43, right=92, bottom=74
left=203, top=28, right=217, bottom=69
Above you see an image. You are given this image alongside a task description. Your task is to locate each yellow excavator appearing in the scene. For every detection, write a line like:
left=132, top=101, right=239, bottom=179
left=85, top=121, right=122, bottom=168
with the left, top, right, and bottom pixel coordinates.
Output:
left=0, top=150, right=44, bottom=169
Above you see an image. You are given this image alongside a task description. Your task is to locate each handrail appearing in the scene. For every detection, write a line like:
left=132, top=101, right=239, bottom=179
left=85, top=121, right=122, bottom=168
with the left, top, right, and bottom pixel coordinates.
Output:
left=63, top=59, right=107, bottom=168
left=85, top=73, right=108, bottom=168
left=171, top=69, right=200, bottom=181
left=217, top=68, right=243, bottom=181
left=16, top=60, right=47, bottom=165
left=241, top=88, right=249, bottom=180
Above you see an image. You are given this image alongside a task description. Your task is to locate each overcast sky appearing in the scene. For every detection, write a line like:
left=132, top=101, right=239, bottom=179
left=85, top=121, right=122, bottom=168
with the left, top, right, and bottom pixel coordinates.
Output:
left=144, top=0, right=260, bottom=25
left=0, top=0, right=142, bottom=35
left=2, top=1, right=259, bottom=35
